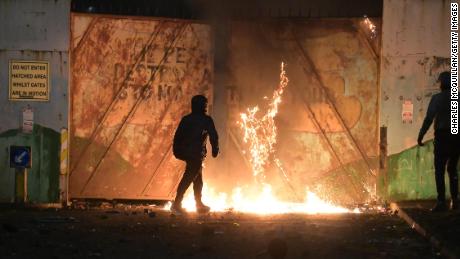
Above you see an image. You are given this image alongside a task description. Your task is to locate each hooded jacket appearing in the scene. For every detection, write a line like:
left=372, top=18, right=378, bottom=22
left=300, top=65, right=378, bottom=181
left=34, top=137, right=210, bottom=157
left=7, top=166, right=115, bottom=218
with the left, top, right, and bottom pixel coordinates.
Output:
left=173, top=97, right=219, bottom=161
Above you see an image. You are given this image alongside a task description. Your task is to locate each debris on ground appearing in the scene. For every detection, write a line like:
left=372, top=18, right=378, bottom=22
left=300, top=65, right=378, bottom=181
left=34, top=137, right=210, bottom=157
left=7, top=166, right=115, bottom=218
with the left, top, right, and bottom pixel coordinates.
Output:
left=0, top=205, right=441, bottom=258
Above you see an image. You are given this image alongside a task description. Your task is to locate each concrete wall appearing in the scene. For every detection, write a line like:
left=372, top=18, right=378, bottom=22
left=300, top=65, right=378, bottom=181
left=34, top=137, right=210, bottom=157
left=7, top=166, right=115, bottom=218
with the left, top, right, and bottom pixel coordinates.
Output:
left=0, top=0, right=70, bottom=203
left=380, top=0, right=454, bottom=200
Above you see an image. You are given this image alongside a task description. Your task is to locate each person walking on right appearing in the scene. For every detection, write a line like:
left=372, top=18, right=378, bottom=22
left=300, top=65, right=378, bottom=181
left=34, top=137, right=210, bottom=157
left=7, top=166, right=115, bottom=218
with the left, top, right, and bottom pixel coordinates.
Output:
left=418, top=71, right=460, bottom=212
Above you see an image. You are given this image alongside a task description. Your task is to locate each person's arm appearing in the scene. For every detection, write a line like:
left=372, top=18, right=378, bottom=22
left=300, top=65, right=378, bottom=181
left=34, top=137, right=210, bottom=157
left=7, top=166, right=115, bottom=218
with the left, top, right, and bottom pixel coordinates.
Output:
left=418, top=95, right=438, bottom=145
left=173, top=118, right=186, bottom=153
left=206, top=116, right=219, bottom=157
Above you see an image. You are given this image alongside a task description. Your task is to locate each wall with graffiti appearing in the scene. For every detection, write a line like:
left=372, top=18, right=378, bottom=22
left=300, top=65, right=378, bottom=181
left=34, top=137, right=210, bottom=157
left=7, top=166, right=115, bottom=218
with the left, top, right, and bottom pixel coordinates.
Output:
left=219, top=20, right=380, bottom=204
left=379, top=0, right=455, bottom=200
left=69, top=14, right=213, bottom=199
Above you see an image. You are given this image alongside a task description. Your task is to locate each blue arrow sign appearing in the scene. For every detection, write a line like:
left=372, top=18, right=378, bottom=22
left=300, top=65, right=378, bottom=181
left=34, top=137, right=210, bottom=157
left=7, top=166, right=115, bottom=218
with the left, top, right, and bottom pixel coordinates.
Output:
left=10, top=146, right=31, bottom=168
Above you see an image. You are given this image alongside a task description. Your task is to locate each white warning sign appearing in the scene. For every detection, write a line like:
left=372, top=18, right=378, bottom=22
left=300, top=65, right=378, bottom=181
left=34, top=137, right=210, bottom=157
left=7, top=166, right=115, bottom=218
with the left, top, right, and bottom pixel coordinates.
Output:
left=402, top=100, right=413, bottom=124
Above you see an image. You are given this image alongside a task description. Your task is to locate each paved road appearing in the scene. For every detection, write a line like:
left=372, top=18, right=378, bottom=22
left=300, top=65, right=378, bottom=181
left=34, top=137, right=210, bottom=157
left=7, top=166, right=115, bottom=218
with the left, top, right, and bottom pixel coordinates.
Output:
left=0, top=206, right=440, bottom=258
left=397, top=201, right=460, bottom=257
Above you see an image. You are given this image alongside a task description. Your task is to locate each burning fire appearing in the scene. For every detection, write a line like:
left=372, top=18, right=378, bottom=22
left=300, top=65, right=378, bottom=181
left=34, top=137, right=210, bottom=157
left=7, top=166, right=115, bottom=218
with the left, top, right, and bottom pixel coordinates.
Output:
left=168, top=62, right=358, bottom=214
left=172, top=184, right=357, bottom=214
left=239, top=62, right=288, bottom=178
left=171, top=184, right=359, bottom=215
left=363, top=15, right=377, bottom=39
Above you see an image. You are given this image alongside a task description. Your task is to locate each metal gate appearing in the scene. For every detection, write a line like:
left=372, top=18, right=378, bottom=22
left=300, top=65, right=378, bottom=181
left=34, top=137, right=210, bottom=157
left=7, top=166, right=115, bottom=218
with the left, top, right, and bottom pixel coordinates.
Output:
left=69, top=14, right=213, bottom=200
left=224, top=20, right=380, bottom=204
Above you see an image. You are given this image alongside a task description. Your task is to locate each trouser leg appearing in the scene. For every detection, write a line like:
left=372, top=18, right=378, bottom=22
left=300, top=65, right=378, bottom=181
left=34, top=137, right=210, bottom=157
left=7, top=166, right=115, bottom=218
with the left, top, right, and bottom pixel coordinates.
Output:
left=434, top=148, right=448, bottom=202
left=447, top=153, right=460, bottom=201
left=174, top=159, right=202, bottom=205
left=193, top=169, right=203, bottom=204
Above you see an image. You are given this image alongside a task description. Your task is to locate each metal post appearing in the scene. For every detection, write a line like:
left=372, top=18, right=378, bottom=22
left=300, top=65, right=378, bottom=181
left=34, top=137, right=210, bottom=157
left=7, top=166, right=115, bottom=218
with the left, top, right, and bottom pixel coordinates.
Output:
left=24, top=168, right=28, bottom=203
left=15, top=167, right=27, bottom=204
left=60, top=128, right=69, bottom=206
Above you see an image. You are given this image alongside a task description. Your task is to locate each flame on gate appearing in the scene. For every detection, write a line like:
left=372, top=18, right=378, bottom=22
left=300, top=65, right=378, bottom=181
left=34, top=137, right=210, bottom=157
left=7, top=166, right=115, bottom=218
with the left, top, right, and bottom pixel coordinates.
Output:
left=168, top=62, right=358, bottom=214
left=362, top=15, right=377, bottom=39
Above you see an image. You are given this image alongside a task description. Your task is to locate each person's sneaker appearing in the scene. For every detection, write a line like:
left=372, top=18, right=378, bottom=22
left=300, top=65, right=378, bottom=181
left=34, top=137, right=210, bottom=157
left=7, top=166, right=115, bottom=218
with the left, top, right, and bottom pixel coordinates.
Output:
left=171, top=203, right=187, bottom=216
left=451, top=200, right=459, bottom=210
left=431, top=201, right=448, bottom=212
left=196, top=202, right=211, bottom=214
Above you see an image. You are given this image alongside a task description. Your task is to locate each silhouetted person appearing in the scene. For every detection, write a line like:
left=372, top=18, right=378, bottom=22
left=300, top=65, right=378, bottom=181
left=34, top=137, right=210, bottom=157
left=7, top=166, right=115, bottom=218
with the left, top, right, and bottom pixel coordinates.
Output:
left=418, top=71, right=460, bottom=212
left=171, top=95, right=219, bottom=215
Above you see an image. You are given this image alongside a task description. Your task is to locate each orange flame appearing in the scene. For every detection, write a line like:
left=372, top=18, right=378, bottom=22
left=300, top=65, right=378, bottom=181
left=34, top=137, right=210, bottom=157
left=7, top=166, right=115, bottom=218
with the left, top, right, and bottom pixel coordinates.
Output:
left=165, top=184, right=356, bottom=214
left=167, top=62, right=358, bottom=214
left=239, top=62, right=289, bottom=177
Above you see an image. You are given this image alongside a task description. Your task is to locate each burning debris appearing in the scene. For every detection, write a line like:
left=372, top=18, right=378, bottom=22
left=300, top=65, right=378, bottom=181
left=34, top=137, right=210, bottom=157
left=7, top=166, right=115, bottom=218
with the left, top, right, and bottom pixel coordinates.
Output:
left=239, top=62, right=289, bottom=178
left=168, top=62, right=359, bottom=215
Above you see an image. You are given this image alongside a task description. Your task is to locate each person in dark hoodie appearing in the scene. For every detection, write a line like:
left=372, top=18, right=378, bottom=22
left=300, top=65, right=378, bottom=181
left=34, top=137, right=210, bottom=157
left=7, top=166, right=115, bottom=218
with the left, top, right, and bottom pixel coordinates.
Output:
left=171, top=95, right=219, bottom=215
left=418, top=71, right=460, bottom=212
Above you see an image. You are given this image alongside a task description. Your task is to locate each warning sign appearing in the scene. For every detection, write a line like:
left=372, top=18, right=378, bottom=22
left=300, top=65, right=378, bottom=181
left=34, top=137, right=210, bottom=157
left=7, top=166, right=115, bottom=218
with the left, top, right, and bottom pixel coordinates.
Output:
left=402, top=99, right=413, bottom=124
left=9, top=60, right=50, bottom=101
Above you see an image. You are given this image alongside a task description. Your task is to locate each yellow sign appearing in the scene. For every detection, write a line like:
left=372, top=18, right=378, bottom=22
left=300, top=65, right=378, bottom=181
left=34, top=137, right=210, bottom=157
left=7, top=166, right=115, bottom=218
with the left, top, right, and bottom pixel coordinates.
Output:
left=9, top=60, right=50, bottom=101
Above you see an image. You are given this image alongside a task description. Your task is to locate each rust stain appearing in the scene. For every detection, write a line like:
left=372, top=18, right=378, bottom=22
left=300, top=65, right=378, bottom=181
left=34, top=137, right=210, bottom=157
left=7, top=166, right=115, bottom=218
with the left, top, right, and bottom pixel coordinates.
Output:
left=69, top=14, right=213, bottom=199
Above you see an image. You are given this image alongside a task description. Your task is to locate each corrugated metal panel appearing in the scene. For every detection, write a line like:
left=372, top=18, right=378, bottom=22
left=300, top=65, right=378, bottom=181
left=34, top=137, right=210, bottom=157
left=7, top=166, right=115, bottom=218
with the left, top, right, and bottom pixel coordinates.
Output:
left=69, top=14, right=213, bottom=200
left=225, top=20, right=379, bottom=204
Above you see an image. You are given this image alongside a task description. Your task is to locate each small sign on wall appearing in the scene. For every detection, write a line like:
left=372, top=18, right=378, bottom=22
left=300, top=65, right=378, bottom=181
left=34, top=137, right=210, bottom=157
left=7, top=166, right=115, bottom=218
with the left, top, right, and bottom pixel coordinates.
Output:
left=10, top=146, right=32, bottom=168
left=402, top=100, right=413, bottom=124
left=9, top=60, right=50, bottom=101
left=22, top=107, right=34, bottom=134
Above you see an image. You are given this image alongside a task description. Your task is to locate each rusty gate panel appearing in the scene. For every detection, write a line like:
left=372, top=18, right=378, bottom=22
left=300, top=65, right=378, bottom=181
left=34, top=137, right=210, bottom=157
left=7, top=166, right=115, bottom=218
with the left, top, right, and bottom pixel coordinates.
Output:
left=69, top=14, right=213, bottom=200
left=226, top=20, right=379, bottom=204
